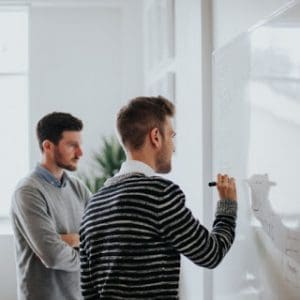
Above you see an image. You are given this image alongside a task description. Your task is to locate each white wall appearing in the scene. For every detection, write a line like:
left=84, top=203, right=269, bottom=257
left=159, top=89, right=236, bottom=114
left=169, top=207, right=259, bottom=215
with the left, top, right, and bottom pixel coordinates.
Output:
left=29, top=1, right=143, bottom=170
left=120, top=0, right=143, bottom=103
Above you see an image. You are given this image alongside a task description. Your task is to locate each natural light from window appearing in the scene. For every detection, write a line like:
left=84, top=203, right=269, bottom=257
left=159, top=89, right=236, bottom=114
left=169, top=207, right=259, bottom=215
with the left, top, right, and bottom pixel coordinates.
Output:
left=0, top=8, right=28, bottom=218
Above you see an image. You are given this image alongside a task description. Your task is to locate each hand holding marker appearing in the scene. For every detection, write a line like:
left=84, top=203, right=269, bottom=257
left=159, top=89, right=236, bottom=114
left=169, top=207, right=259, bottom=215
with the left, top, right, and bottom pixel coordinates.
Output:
left=209, top=174, right=237, bottom=201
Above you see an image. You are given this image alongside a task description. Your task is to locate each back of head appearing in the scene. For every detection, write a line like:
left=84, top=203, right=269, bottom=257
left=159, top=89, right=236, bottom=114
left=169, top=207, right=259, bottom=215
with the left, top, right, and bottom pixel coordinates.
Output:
left=36, top=112, right=83, bottom=151
left=117, top=96, right=175, bottom=151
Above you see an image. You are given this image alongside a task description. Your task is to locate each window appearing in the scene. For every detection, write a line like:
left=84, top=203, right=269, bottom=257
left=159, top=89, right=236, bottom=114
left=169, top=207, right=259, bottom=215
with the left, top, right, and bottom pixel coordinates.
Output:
left=0, top=7, right=28, bottom=217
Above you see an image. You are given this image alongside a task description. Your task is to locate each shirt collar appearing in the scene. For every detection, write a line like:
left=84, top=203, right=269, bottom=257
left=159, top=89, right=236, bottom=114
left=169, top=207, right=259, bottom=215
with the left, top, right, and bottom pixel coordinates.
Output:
left=35, top=164, right=68, bottom=188
left=117, top=160, right=155, bottom=177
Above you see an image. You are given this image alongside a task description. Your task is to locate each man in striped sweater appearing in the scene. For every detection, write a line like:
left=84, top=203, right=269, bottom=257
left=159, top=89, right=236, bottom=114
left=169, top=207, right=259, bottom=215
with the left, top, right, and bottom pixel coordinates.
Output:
left=80, top=96, right=237, bottom=299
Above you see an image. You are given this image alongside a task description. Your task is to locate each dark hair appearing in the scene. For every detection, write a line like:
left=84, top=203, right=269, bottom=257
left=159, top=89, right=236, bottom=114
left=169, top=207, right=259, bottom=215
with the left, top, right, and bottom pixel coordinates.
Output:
left=117, top=96, right=175, bottom=150
left=36, top=112, right=83, bottom=151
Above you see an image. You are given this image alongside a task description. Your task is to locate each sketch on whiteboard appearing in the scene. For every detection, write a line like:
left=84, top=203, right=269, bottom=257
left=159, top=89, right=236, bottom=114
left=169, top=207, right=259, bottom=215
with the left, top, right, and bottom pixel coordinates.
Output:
left=285, top=257, right=300, bottom=288
left=247, top=174, right=300, bottom=288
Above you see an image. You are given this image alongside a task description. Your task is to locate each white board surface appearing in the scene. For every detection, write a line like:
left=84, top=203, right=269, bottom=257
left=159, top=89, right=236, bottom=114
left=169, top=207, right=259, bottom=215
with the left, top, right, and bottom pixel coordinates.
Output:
left=213, top=2, right=300, bottom=299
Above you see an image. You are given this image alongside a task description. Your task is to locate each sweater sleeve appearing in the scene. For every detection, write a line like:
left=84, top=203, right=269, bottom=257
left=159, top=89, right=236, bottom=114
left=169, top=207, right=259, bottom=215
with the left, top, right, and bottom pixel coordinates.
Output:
left=157, top=182, right=237, bottom=269
left=11, top=186, right=80, bottom=272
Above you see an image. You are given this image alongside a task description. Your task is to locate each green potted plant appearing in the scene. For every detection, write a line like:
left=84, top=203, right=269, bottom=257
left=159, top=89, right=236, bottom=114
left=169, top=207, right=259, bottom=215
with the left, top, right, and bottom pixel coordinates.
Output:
left=79, top=136, right=126, bottom=193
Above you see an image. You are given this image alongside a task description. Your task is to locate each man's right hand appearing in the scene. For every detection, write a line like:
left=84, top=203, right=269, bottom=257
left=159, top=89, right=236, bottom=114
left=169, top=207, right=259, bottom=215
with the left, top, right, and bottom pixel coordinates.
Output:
left=60, top=233, right=80, bottom=248
left=216, top=173, right=237, bottom=201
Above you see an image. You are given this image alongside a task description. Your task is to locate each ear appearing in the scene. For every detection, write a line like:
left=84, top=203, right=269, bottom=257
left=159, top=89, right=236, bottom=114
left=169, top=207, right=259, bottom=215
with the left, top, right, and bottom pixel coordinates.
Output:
left=149, top=127, right=161, bottom=149
left=42, top=140, right=53, bottom=152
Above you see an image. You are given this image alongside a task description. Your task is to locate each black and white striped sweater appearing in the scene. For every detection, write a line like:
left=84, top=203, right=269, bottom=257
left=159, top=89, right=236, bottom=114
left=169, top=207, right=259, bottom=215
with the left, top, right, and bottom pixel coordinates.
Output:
left=80, top=173, right=237, bottom=299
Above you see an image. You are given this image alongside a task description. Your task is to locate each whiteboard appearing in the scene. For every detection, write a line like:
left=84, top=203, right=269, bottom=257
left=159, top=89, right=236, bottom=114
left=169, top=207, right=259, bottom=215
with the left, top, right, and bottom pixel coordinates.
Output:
left=213, top=2, right=300, bottom=299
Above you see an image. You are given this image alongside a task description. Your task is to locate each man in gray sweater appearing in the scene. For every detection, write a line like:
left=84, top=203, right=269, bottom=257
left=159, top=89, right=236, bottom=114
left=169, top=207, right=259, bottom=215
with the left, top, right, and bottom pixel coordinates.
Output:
left=11, top=112, right=91, bottom=300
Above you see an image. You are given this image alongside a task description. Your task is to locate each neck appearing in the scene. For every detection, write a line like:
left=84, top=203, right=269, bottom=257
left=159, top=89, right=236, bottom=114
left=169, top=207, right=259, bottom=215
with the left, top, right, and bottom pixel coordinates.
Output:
left=127, top=151, right=156, bottom=172
left=41, top=157, right=64, bottom=180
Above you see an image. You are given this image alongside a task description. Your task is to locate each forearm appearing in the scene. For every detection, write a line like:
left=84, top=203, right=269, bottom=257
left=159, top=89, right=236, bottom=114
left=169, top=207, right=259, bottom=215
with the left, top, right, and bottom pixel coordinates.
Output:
left=14, top=220, right=79, bottom=271
left=39, top=239, right=80, bottom=271
left=159, top=184, right=237, bottom=269
left=207, top=200, right=237, bottom=267
left=188, top=200, right=237, bottom=269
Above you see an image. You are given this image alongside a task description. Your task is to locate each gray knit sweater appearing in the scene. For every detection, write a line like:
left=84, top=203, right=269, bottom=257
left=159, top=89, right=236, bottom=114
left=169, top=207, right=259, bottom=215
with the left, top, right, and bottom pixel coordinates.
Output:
left=11, top=168, right=90, bottom=300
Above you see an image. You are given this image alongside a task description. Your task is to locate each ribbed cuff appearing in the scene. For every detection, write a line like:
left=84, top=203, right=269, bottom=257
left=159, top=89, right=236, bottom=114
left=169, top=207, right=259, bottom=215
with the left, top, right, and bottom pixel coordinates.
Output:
left=216, top=199, right=237, bottom=218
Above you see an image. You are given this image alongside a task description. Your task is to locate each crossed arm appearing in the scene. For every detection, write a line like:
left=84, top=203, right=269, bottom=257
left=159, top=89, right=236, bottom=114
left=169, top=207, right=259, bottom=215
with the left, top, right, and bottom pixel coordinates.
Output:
left=12, top=187, right=80, bottom=271
left=60, top=233, right=80, bottom=248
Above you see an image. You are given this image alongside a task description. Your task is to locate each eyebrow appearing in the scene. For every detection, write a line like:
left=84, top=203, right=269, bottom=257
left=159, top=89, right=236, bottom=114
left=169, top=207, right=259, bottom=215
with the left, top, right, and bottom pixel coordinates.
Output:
left=66, top=141, right=80, bottom=145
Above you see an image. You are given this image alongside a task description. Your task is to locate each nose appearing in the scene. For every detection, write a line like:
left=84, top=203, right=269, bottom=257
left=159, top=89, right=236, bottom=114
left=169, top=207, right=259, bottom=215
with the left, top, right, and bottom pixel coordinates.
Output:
left=77, top=146, right=83, bottom=157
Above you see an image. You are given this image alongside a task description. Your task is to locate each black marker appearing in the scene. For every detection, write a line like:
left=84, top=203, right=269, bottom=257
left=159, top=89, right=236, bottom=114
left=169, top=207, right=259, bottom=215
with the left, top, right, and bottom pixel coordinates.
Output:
left=208, top=181, right=217, bottom=187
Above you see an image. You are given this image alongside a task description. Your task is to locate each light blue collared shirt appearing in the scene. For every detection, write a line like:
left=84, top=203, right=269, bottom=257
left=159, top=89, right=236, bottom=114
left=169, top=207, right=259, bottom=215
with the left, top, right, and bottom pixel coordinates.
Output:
left=35, top=164, right=68, bottom=188
left=116, top=160, right=155, bottom=177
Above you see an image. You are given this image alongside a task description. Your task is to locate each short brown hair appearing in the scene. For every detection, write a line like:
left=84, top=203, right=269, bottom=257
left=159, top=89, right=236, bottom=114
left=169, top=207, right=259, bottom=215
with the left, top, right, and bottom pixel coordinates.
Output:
left=36, top=112, right=83, bottom=151
left=117, top=96, right=175, bottom=150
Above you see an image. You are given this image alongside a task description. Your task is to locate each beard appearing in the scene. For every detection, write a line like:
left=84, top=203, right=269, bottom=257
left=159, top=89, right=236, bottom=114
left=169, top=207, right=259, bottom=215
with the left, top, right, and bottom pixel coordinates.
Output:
left=56, top=159, right=78, bottom=171
left=155, top=148, right=171, bottom=174
left=53, top=149, right=79, bottom=171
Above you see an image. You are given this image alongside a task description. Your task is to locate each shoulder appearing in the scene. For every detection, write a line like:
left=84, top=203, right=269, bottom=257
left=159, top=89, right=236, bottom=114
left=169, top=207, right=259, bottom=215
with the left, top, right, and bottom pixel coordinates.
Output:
left=67, top=174, right=92, bottom=198
left=14, top=172, right=45, bottom=193
left=111, top=174, right=184, bottom=197
left=150, top=176, right=183, bottom=194
left=68, top=174, right=85, bottom=187
left=11, top=173, right=47, bottom=210
left=103, top=173, right=175, bottom=192
left=132, top=174, right=174, bottom=188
